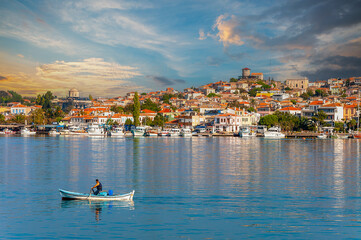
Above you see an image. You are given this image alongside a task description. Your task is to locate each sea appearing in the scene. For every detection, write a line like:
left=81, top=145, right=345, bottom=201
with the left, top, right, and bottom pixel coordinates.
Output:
left=1, top=135, right=361, bottom=239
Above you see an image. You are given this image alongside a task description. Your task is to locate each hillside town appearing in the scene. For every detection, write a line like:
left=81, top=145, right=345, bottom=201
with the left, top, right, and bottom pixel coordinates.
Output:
left=1, top=67, right=361, bottom=137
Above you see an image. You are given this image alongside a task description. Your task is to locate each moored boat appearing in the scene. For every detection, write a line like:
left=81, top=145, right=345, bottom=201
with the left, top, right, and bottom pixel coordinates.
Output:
left=167, top=128, right=181, bottom=137
left=180, top=128, right=192, bottom=137
left=21, top=127, right=36, bottom=135
left=49, top=128, right=60, bottom=135
left=239, top=127, right=256, bottom=137
left=59, top=189, right=135, bottom=201
left=110, top=126, right=125, bottom=137
left=132, top=126, right=146, bottom=137
left=264, top=126, right=285, bottom=138
left=158, top=130, right=169, bottom=136
left=317, top=133, right=327, bottom=139
left=145, top=130, right=158, bottom=137
left=87, top=123, right=106, bottom=136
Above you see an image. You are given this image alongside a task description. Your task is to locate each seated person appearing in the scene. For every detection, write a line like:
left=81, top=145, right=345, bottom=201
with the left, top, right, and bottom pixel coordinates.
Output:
left=91, top=179, right=102, bottom=195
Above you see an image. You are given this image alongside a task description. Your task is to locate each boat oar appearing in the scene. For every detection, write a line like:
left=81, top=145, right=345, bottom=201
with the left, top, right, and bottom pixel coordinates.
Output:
left=87, top=189, right=92, bottom=201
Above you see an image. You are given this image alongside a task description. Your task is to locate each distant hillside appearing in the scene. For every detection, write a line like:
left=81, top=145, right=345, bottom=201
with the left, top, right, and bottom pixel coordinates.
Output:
left=0, top=90, right=12, bottom=98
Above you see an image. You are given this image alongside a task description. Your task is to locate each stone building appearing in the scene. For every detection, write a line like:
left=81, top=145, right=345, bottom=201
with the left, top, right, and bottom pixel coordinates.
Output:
left=285, top=78, right=309, bottom=89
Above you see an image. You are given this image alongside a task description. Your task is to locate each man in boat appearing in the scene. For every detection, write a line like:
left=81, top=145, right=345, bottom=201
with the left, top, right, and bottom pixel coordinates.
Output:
left=91, top=179, right=102, bottom=195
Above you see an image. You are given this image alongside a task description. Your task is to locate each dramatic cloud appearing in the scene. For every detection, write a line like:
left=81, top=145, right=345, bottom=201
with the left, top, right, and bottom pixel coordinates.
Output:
left=147, top=75, right=186, bottom=86
left=202, top=0, right=361, bottom=80
left=0, top=75, right=7, bottom=80
left=213, top=15, right=245, bottom=46
left=0, top=58, right=145, bottom=96
left=17, top=54, right=24, bottom=58
left=0, top=1, right=86, bottom=55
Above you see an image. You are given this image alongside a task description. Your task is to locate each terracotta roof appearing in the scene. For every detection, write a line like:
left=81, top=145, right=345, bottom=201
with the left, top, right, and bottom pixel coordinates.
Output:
left=279, top=107, right=302, bottom=111
left=141, top=109, right=156, bottom=113
left=309, top=101, right=324, bottom=106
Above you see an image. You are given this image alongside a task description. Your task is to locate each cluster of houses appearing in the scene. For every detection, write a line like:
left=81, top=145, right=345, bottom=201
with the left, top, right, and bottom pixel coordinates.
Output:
left=2, top=68, right=361, bottom=132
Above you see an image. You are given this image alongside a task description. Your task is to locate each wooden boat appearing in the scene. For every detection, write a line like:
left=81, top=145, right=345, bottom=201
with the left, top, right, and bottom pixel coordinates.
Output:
left=59, top=189, right=135, bottom=201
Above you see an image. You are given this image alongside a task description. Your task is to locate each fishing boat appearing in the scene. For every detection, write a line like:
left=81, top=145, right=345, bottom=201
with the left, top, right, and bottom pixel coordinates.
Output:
left=109, top=126, right=125, bottom=137
left=1, top=128, right=15, bottom=135
left=132, top=126, right=146, bottom=136
left=144, top=130, right=158, bottom=137
left=158, top=130, right=169, bottom=136
left=180, top=128, right=192, bottom=137
left=59, top=189, right=135, bottom=201
left=167, top=128, right=181, bottom=137
left=49, top=128, right=60, bottom=135
left=239, top=127, right=256, bottom=137
left=20, top=127, right=36, bottom=135
left=264, top=126, right=285, bottom=138
left=317, top=133, right=327, bottom=139
left=87, top=123, right=106, bottom=136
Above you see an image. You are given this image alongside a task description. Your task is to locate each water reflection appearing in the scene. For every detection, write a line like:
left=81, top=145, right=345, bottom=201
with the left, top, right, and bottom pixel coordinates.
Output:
left=61, top=200, right=135, bottom=222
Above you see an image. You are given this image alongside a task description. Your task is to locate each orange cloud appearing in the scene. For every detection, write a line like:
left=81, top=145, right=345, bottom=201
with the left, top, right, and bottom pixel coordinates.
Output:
left=0, top=57, right=147, bottom=97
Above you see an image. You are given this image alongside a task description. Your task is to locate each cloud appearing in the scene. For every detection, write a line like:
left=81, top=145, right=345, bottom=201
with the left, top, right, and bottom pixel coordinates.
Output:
left=73, top=0, right=153, bottom=11
left=17, top=54, right=24, bottom=58
left=0, top=75, right=7, bottom=80
left=0, top=58, right=146, bottom=97
left=0, top=1, right=86, bottom=55
left=147, top=75, right=186, bottom=86
left=213, top=15, right=245, bottom=46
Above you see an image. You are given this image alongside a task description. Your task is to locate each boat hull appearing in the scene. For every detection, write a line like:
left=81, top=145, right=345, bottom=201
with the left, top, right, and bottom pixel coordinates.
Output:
left=59, top=189, right=135, bottom=201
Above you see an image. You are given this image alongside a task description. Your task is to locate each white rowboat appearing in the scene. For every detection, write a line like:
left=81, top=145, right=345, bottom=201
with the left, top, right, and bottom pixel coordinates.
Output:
left=59, top=189, right=135, bottom=201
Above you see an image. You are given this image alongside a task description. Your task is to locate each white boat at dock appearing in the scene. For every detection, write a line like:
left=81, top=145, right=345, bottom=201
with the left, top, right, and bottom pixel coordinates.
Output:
left=239, top=127, right=256, bottom=137
left=167, top=128, right=181, bottom=137
left=145, top=129, right=158, bottom=137
left=87, top=123, right=106, bottom=136
left=110, top=126, right=125, bottom=137
left=20, top=127, right=36, bottom=135
left=317, top=133, right=327, bottom=139
left=158, top=130, right=169, bottom=136
left=49, top=128, right=60, bottom=135
left=68, top=126, right=87, bottom=135
left=180, top=129, right=192, bottom=137
left=132, top=126, right=146, bottom=137
left=264, top=126, right=285, bottom=138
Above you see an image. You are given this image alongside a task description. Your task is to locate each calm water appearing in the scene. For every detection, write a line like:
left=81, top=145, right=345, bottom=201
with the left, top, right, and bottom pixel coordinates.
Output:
left=1, top=136, right=361, bottom=239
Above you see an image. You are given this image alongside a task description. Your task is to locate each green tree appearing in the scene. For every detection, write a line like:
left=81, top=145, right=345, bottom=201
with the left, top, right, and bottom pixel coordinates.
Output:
left=0, top=114, right=5, bottom=123
left=89, top=94, right=93, bottom=101
left=248, top=88, right=262, bottom=97
left=207, top=93, right=219, bottom=98
left=28, top=108, right=45, bottom=125
left=315, top=89, right=327, bottom=97
left=247, top=107, right=256, bottom=112
left=300, top=92, right=310, bottom=100
left=142, top=117, right=152, bottom=126
left=141, top=93, right=147, bottom=95
left=347, top=119, right=357, bottom=130
left=11, top=114, right=26, bottom=124
left=141, top=98, right=160, bottom=112
left=290, top=99, right=297, bottom=105
left=123, top=104, right=134, bottom=114
left=285, top=87, right=292, bottom=91
left=230, top=77, right=238, bottom=82
left=133, top=92, right=140, bottom=126
left=36, top=91, right=54, bottom=110
left=151, top=114, right=164, bottom=127
left=259, top=114, right=278, bottom=128
left=125, top=118, right=133, bottom=125
left=106, top=118, right=118, bottom=126
left=111, top=105, right=124, bottom=113
left=334, top=121, right=345, bottom=132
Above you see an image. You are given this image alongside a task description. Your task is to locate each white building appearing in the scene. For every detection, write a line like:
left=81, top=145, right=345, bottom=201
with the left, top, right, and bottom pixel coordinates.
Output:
left=317, top=103, right=344, bottom=122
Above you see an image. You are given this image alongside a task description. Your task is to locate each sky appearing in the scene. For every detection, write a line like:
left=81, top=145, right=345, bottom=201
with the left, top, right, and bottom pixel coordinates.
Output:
left=0, top=0, right=360, bottom=97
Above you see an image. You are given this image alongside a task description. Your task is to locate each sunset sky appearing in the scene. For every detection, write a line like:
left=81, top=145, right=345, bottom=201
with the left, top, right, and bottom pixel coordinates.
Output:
left=0, top=0, right=360, bottom=97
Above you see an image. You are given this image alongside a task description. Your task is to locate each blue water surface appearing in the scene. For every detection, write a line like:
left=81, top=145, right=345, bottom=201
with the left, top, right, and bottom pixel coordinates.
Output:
left=1, top=136, right=361, bottom=239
